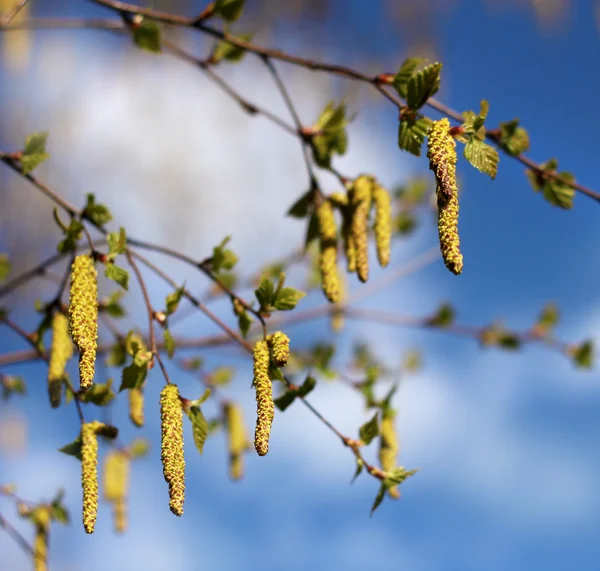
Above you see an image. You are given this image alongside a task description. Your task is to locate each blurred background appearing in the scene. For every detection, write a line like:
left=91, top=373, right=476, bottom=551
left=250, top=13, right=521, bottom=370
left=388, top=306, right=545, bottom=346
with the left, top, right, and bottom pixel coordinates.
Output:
left=1, top=0, right=600, bottom=570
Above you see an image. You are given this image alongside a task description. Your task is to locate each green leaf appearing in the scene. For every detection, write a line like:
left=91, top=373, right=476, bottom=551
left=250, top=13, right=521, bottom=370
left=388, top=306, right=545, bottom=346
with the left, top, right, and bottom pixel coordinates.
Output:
left=128, top=438, right=150, bottom=458
left=392, top=57, right=425, bottom=99
left=351, top=457, right=364, bottom=483
left=274, top=390, right=296, bottom=411
left=105, top=264, right=129, bottom=291
left=119, top=363, right=147, bottom=391
left=0, top=254, right=10, bottom=282
left=287, top=189, right=314, bottom=219
left=572, top=340, right=594, bottom=369
left=58, top=435, right=82, bottom=461
left=255, top=277, right=275, bottom=309
left=462, top=100, right=489, bottom=136
left=1, top=375, right=26, bottom=400
left=370, top=483, right=387, bottom=516
left=133, top=19, right=162, bottom=53
left=274, top=286, right=306, bottom=311
left=464, top=138, right=499, bottom=179
left=211, top=237, right=238, bottom=273
left=526, top=160, right=575, bottom=209
left=80, top=379, right=115, bottom=406
left=406, top=62, right=442, bottom=111
left=497, top=333, right=522, bottom=350
left=535, top=302, right=559, bottom=335
left=238, top=309, right=252, bottom=338
left=311, top=101, right=349, bottom=168
left=83, top=194, right=113, bottom=227
left=499, top=119, right=530, bottom=156
left=304, top=211, right=321, bottom=248
left=297, top=375, right=316, bottom=398
left=165, top=286, right=185, bottom=316
left=209, top=367, right=234, bottom=386
left=57, top=219, right=84, bottom=253
left=428, top=303, right=455, bottom=327
left=397, top=115, right=430, bottom=156
left=394, top=211, right=417, bottom=235
left=164, top=329, right=175, bottom=359
left=107, top=227, right=127, bottom=257
left=358, top=413, right=379, bottom=445
left=211, top=34, right=252, bottom=63
left=106, top=342, right=126, bottom=367
left=384, top=467, right=419, bottom=486
left=214, top=0, right=245, bottom=21
left=187, top=405, right=209, bottom=455
left=50, top=490, right=70, bottom=525
left=21, top=132, right=49, bottom=174
left=103, top=290, right=126, bottom=318
left=193, top=388, right=212, bottom=406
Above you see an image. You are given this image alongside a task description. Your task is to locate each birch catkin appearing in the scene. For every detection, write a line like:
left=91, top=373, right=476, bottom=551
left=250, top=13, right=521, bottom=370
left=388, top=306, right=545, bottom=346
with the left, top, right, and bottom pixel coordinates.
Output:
left=68, top=255, right=98, bottom=390
left=225, top=402, right=249, bottom=480
left=33, top=525, right=48, bottom=571
left=268, top=331, right=290, bottom=367
left=48, top=312, right=73, bottom=408
left=372, top=184, right=392, bottom=268
left=427, top=118, right=463, bottom=275
left=81, top=421, right=103, bottom=534
left=160, top=384, right=185, bottom=516
left=253, top=340, right=274, bottom=456
left=349, top=175, right=373, bottom=283
left=103, top=450, right=130, bottom=533
left=379, top=410, right=400, bottom=499
left=316, top=199, right=341, bottom=303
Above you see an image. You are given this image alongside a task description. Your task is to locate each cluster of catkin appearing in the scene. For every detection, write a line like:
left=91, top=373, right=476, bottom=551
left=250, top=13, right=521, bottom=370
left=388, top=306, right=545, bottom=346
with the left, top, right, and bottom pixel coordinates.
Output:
left=427, top=118, right=463, bottom=275
left=253, top=332, right=290, bottom=457
left=316, top=176, right=392, bottom=303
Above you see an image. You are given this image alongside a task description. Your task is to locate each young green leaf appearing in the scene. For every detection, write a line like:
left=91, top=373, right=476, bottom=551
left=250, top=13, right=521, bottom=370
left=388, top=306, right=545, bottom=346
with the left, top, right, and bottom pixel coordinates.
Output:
left=119, top=363, right=147, bottom=391
left=392, top=57, right=426, bottom=99
left=255, top=276, right=275, bottom=309
left=211, top=237, right=238, bottom=273
left=397, top=115, right=430, bottom=156
left=58, top=435, right=83, bottom=460
left=498, top=119, right=530, bottom=156
left=83, top=194, right=113, bottom=227
left=274, top=287, right=306, bottom=311
left=0, top=254, right=10, bottom=282
left=107, top=227, right=127, bottom=257
left=464, top=138, right=499, bottom=179
left=351, top=457, right=364, bottom=483
left=164, top=329, right=175, bottom=359
left=370, top=482, right=387, bottom=516
left=165, top=286, right=185, bottom=316
left=132, top=19, right=162, bottom=53
left=287, top=188, right=314, bottom=219
left=80, top=379, right=115, bottom=406
left=210, top=34, right=252, bottom=63
left=428, top=303, right=456, bottom=327
left=57, top=219, right=84, bottom=253
left=359, top=413, right=379, bottom=445
left=187, top=405, right=209, bottom=455
left=20, top=131, right=49, bottom=174
left=571, top=340, right=594, bottom=369
left=214, top=0, right=245, bottom=21
left=406, top=63, right=442, bottom=110
left=297, top=375, right=316, bottom=398
left=274, top=390, right=296, bottom=412
left=105, top=264, right=129, bottom=291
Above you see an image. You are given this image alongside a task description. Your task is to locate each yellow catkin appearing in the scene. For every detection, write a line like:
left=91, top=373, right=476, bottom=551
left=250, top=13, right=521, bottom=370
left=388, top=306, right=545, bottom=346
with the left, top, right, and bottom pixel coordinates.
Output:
left=225, top=402, right=249, bottom=480
left=113, top=498, right=127, bottom=534
left=81, top=421, right=103, bottom=534
left=129, top=387, right=145, bottom=427
left=268, top=331, right=290, bottom=367
left=379, top=411, right=400, bottom=499
left=47, top=312, right=73, bottom=408
left=253, top=340, right=274, bottom=457
left=33, top=526, right=48, bottom=571
left=160, top=384, right=185, bottom=516
left=372, top=184, right=392, bottom=268
left=103, top=450, right=129, bottom=533
left=316, top=200, right=341, bottom=303
left=341, top=212, right=357, bottom=273
left=68, top=255, right=98, bottom=390
left=427, top=118, right=463, bottom=275
left=349, top=175, right=373, bottom=283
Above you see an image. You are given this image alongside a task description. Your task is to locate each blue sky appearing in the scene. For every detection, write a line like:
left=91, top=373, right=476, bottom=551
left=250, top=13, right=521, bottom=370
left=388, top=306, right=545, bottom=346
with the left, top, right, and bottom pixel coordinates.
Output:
left=1, top=1, right=600, bottom=570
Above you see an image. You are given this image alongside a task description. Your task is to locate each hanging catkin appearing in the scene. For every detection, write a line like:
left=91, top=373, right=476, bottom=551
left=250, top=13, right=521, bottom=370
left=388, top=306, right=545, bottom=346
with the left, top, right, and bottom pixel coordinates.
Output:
left=427, top=118, right=463, bottom=275
left=349, top=175, right=373, bottom=283
left=160, top=384, right=185, bottom=516
left=48, top=312, right=73, bottom=408
left=68, top=255, right=98, bottom=390
left=372, top=184, right=392, bottom=268
left=267, top=331, right=290, bottom=367
left=379, top=410, right=400, bottom=499
left=253, top=340, right=274, bottom=456
left=316, top=199, right=341, bottom=303
left=81, top=421, right=103, bottom=533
